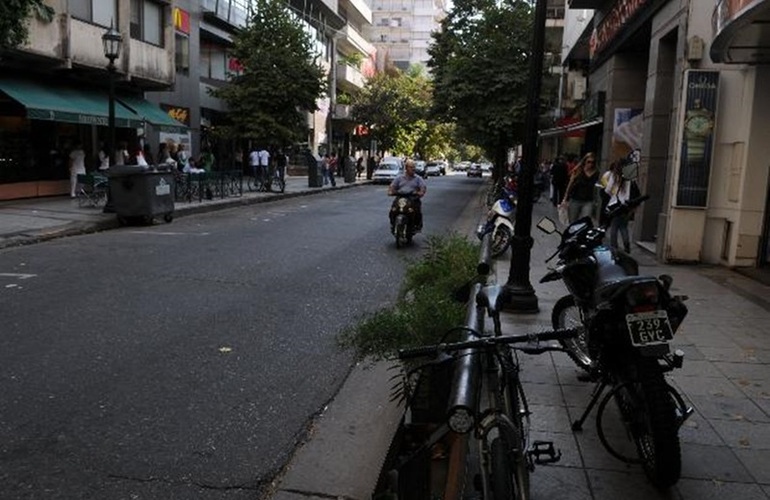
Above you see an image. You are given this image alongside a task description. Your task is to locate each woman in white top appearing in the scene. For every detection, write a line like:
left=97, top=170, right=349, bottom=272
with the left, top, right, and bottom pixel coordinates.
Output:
left=604, top=161, right=632, bottom=253
left=69, top=142, right=87, bottom=198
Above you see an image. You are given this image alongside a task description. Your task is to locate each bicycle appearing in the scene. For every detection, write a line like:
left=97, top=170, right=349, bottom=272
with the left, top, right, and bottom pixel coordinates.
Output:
left=247, top=166, right=284, bottom=193
left=392, top=283, right=577, bottom=500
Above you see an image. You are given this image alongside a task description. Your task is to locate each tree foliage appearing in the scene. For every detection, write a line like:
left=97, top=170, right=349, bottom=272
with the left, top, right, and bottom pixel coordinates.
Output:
left=351, top=67, right=432, bottom=156
left=210, top=0, right=326, bottom=145
left=428, top=0, right=534, bottom=165
left=0, top=0, right=54, bottom=50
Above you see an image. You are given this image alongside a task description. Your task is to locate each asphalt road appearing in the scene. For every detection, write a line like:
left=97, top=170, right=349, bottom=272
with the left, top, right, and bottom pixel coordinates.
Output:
left=0, top=175, right=486, bottom=499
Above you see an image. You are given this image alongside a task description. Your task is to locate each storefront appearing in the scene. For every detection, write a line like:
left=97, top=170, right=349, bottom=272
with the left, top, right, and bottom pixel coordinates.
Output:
left=0, top=77, right=185, bottom=200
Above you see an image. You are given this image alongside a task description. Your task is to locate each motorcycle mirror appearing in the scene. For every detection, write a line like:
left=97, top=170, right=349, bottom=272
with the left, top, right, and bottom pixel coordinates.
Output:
left=536, top=217, right=558, bottom=234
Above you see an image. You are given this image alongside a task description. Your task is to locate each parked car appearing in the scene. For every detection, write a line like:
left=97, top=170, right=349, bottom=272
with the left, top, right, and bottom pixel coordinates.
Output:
left=425, top=161, right=442, bottom=177
left=372, top=160, right=403, bottom=184
left=455, top=161, right=471, bottom=172
left=467, top=163, right=483, bottom=177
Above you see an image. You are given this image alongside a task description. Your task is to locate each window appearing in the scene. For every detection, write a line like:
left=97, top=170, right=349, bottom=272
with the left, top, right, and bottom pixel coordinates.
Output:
left=175, top=33, right=190, bottom=75
left=70, top=0, right=117, bottom=27
left=131, top=0, right=164, bottom=46
left=200, top=42, right=228, bottom=81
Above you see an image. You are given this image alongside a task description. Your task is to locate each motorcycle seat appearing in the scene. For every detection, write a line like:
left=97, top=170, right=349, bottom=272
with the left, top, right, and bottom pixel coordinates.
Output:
left=594, top=274, right=658, bottom=304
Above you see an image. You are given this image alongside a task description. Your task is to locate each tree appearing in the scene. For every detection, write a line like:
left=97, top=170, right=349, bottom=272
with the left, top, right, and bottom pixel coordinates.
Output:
left=428, top=0, right=534, bottom=172
left=210, top=0, right=326, bottom=146
left=351, top=68, right=432, bottom=155
left=0, top=0, right=54, bottom=50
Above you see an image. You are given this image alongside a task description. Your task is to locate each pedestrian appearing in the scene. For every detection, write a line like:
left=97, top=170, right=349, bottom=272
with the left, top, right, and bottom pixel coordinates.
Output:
left=366, top=155, right=376, bottom=180
left=114, top=141, right=129, bottom=166
left=68, top=141, right=86, bottom=198
left=97, top=142, right=110, bottom=171
left=249, top=146, right=260, bottom=182
left=356, top=156, right=364, bottom=179
left=199, top=147, right=215, bottom=172
left=143, top=143, right=155, bottom=166
left=176, top=143, right=190, bottom=171
left=560, top=152, right=599, bottom=223
left=275, top=148, right=287, bottom=181
left=322, top=153, right=331, bottom=185
left=258, top=146, right=270, bottom=186
left=550, top=155, right=568, bottom=207
left=234, top=147, right=244, bottom=175
left=604, top=160, right=635, bottom=253
left=328, top=152, right=338, bottom=186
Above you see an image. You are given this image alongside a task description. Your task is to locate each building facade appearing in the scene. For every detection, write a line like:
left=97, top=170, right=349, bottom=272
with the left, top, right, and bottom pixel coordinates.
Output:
left=556, top=0, right=770, bottom=271
left=0, top=0, right=181, bottom=200
left=366, top=0, right=446, bottom=72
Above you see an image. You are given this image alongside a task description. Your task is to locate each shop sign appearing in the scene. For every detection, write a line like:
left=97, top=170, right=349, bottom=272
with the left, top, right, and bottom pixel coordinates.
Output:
left=173, top=7, right=190, bottom=35
left=676, top=70, right=719, bottom=208
left=161, top=104, right=190, bottom=126
left=590, top=0, right=650, bottom=60
left=714, top=0, right=755, bottom=33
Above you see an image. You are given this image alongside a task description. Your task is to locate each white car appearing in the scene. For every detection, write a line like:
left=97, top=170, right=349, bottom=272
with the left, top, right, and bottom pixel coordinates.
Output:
left=372, top=160, right=403, bottom=184
left=425, top=162, right=442, bottom=177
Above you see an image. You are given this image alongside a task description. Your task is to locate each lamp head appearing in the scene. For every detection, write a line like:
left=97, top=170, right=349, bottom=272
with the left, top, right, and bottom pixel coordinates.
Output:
left=102, top=21, right=123, bottom=62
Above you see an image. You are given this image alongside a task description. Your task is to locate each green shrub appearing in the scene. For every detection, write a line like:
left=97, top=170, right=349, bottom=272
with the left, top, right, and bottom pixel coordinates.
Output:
left=337, top=233, right=481, bottom=361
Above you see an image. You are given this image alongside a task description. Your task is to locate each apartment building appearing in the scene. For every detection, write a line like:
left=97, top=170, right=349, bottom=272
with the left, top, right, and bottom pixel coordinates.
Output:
left=366, top=0, right=446, bottom=72
left=0, top=0, right=374, bottom=201
left=0, top=0, right=181, bottom=200
left=556, top=0, right=770, bottom=272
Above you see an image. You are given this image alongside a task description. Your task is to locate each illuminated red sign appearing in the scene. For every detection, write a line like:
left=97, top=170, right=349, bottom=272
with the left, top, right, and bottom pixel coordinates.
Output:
left=590, top=0, right=649, bottom=60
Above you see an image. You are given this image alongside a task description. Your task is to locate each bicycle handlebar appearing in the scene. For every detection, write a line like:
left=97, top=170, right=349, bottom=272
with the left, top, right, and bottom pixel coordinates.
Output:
left=397, top=328, right=580, bottom=360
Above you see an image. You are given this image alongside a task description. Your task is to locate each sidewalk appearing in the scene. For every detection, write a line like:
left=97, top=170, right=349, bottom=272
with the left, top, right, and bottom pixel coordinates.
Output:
left=0, top=174, right=368, bottom=250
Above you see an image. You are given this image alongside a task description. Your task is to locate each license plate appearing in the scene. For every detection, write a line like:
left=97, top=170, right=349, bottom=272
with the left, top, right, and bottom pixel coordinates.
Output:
left=625, top=310, right=674, bottom=347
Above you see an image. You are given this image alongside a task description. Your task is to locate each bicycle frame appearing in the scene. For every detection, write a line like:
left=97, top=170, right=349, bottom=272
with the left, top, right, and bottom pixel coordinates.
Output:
left=395, top=283, right=576, bottom=500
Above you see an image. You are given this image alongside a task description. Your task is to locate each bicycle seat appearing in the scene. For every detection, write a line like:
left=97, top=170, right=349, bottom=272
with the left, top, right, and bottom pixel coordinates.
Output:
left=476, top=284, right=506, bottom=313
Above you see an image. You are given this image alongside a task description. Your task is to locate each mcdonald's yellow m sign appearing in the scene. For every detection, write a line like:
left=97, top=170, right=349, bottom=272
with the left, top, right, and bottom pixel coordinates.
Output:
left=173, top=7, right=190, bottom=35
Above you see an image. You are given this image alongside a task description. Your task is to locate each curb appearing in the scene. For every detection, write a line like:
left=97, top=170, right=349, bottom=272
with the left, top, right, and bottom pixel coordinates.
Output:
left=0, top=181, right=370, bottom=251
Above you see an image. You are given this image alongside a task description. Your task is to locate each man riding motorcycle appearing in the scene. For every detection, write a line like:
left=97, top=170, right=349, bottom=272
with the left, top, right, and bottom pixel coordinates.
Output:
left=388, top=159, right=427, bottom=232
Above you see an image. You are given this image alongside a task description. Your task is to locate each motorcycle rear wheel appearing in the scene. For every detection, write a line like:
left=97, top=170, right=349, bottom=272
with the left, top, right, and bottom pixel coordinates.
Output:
left=490, top=225, right=513, bottom=258
left=551, top=295, right=592, bottom=372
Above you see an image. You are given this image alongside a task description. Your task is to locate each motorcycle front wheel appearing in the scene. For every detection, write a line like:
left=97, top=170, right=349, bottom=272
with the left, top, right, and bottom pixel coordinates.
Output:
left=490, top=225, right=513, bottom=258
left=551, top=295, right=592, bottom=372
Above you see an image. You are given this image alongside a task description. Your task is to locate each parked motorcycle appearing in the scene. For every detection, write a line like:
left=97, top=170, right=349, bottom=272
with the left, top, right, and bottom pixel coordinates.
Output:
left=477, top=185, right=516, bottom=257
left=390, top=193, right=420, bottom=248
left=536, top=197, right=692, bottom=488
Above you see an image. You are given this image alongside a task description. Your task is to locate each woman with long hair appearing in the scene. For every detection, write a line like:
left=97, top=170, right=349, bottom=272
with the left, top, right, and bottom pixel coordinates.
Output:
left=560, top=152, right=599, bottom=223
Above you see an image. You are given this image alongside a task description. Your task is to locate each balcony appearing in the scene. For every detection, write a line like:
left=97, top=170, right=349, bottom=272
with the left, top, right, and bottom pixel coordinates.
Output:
left=339, top=0, right=372, bottom=24
left=337, top=63, right=365, bottom=90
left=19, top=15, right=173, bottom=89
left=338, top=25, right=376, bottom=57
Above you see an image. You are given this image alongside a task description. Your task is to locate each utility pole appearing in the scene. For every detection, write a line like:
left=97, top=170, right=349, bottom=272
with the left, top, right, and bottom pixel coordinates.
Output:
left=503, top=0, right=547, bottom=313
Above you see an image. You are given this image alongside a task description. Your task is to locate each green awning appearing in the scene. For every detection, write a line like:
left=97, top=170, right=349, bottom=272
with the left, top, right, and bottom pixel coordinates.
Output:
left=0, top=77, right=142, bottom=128
left=117, top=96, right=187, bottom=134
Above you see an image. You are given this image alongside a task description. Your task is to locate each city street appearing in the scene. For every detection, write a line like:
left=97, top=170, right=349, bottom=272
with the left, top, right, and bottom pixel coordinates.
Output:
left=0, top=176, right=484, bottom=499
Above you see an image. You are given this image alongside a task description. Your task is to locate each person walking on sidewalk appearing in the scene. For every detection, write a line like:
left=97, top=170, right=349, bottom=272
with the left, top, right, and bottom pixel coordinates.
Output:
left=560, top=152, right=599, bottom=223
left=68, top=141, right=87, bottom=198
left=258, top=146, right=270, bottom=187
left=328, top=153, right=338, bottom=187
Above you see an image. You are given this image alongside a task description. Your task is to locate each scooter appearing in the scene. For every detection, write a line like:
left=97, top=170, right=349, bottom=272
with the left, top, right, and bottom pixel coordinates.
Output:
left=477, top=186, right=516, bottom=258
left=390, top=193, right=420, bottom=248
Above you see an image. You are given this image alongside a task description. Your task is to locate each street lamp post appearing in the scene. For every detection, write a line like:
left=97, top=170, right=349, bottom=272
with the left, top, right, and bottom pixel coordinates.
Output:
left=102, top=21, right=122, bottom=213
left=504, top=0, right=548, bottom=313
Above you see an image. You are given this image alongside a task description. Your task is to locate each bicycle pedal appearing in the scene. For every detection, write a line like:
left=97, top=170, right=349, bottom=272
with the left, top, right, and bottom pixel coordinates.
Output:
left=528, top=440, right=561, bottom=465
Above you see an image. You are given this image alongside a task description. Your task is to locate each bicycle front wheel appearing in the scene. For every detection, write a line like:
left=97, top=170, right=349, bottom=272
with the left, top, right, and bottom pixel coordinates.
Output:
left=270, top=176, right=286, bottom=193
left=490, top=435, right=514, bottom=500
